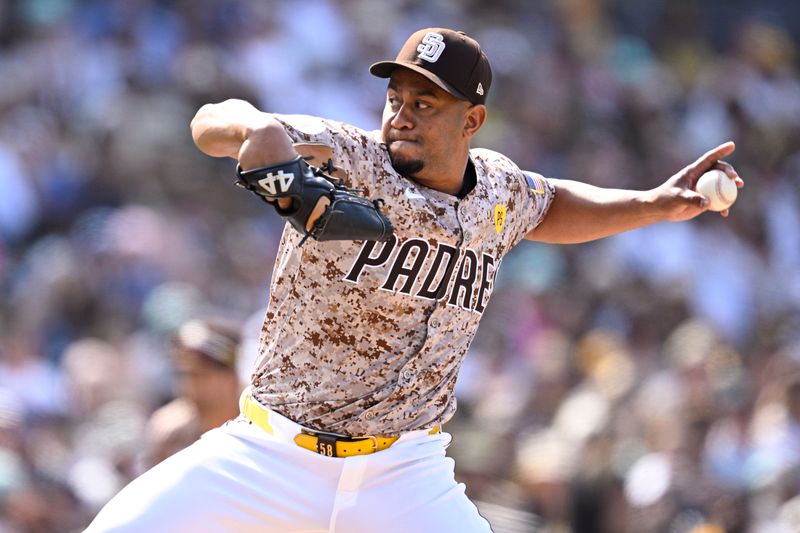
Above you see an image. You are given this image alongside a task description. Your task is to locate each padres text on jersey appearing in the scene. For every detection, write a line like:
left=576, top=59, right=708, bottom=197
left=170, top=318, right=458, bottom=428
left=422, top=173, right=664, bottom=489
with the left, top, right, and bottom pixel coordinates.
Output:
left=345, top=236, right=498, bottom=314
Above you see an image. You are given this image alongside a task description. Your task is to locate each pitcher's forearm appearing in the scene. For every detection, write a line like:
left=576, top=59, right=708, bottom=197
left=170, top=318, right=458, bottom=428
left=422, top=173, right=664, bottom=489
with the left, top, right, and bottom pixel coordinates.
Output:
left=191, top=99, right=298, bottom=211
left=527, top=179, right=661, bottom=244
left=190, top=99, right=275, bottom=159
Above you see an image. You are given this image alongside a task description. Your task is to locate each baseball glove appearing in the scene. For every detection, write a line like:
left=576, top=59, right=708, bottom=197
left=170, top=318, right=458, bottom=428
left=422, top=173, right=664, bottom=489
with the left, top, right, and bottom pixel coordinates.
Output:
left=235, top=145, right=393, bottom=245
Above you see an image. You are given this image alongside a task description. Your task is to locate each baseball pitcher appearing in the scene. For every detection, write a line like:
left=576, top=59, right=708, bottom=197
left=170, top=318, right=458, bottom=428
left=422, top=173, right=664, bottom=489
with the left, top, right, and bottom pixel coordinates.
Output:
left=86, top=28, right=743, bottom=532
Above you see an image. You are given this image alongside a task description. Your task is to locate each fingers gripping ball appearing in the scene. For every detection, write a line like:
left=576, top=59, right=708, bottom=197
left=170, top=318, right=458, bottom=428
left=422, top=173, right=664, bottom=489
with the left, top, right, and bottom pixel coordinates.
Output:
left=235, top=156, right=394, bottom=244
left=695, top=169, right=738, bottom=212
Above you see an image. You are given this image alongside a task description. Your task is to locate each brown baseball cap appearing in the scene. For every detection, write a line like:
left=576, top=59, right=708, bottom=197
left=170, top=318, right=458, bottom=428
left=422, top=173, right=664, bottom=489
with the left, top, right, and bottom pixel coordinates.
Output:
left=370, top=28, right=492, bottom=105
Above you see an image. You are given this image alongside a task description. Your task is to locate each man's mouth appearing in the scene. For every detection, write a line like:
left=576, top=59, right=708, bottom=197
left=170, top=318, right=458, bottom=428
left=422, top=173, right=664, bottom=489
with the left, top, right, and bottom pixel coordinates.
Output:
left=388, top=134, right=418, bottom=144
left=389, top=139, right=420, bottom=152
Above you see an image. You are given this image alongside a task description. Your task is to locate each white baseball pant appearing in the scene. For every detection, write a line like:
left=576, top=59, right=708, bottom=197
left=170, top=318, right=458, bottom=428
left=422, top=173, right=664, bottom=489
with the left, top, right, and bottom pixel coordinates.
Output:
left=85, top=400, right=493, bottom=532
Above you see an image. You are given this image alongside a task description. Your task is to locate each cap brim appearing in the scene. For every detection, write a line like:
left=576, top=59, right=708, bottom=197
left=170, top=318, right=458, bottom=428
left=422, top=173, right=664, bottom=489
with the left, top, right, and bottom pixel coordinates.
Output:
left=369, top=61, right=469, bottom=102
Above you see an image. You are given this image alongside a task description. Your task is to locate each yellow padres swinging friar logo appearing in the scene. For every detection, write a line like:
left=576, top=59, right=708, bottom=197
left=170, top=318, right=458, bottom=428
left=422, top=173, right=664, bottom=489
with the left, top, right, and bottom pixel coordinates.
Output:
left=494, top=204, right=507, bottom=234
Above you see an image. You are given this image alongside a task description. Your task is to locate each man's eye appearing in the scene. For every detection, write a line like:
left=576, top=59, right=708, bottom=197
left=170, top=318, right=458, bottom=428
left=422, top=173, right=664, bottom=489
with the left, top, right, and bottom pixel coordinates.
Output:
left=416, top=101, right=430, bottom=109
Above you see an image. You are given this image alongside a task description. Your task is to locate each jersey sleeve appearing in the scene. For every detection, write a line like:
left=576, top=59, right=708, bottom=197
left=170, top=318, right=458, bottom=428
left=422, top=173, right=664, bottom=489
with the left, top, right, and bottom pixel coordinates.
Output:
left=269, top=113, right=378, bottom=190
left=271, top=113, right=337, bottom=144
left=507, top=169, right=556, bottom=247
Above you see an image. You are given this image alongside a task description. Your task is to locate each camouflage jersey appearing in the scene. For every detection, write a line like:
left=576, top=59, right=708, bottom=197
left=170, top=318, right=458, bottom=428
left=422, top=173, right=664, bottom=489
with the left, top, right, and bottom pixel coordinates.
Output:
left=250, top=114, right=555, bottom=437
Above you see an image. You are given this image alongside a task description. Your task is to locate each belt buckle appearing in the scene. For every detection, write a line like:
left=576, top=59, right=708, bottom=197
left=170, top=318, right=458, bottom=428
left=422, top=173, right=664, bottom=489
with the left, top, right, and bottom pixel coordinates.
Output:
left=300, top=429, right=382, bottom=457
left=316, top=433, right=337, bottom=457
left=301, top=428, right=345, bottom=457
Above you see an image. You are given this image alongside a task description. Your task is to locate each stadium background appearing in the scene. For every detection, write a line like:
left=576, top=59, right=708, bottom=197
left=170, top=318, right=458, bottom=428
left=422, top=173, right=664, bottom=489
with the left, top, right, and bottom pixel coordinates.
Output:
left=1, top=0, right=799, bottom=531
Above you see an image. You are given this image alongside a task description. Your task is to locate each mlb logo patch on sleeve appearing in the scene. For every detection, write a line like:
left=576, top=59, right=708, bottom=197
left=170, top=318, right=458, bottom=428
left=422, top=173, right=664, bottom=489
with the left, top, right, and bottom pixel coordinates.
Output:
left=523, top=171, right=546, bottom=195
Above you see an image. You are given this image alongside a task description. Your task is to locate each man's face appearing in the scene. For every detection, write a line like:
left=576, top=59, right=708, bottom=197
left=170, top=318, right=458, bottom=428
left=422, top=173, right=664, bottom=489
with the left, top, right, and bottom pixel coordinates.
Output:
left=174, top=348, right=238, bottom=409
left=381, top=68, right=472, bottom=179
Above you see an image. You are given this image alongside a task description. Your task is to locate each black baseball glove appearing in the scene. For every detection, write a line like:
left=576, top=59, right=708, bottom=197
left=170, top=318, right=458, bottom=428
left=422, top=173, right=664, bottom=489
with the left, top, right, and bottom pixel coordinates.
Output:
left=235, top=153, right=393, bottom=245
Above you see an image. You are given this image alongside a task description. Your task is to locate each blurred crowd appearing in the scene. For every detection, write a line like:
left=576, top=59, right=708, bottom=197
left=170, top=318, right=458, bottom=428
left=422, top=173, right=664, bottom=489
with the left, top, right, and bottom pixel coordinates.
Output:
left=1, top=0, right=799, bottom=531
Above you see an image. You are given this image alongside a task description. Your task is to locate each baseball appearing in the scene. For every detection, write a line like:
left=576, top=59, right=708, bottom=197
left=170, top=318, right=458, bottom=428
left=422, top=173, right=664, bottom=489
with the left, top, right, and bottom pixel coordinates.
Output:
left=695, top=169, right=737, bottom=211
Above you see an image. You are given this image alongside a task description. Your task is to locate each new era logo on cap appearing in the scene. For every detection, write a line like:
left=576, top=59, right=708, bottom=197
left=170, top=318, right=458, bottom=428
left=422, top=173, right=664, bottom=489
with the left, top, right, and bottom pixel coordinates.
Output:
left=370, top=28, right=493, bottom=105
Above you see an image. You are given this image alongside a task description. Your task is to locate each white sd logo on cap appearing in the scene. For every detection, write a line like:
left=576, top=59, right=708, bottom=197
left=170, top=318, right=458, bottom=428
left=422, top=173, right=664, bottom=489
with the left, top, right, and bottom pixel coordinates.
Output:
left=417, top=32, right=445, bottom=63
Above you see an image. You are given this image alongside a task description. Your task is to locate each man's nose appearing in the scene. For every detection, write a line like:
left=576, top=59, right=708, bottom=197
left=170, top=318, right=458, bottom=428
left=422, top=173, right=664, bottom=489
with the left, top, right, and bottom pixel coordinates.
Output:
left=390, top=104, right=414, bottom=129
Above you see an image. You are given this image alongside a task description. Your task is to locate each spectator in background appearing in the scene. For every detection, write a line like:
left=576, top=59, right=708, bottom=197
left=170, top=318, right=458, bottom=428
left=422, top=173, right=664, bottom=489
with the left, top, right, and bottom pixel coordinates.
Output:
left=144, top=318, right=243, bottom=467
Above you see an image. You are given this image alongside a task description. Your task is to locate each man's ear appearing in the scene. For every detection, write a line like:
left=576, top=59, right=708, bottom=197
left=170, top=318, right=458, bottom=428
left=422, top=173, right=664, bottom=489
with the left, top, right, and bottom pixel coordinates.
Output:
left=463, top=104, right=487, bottom=138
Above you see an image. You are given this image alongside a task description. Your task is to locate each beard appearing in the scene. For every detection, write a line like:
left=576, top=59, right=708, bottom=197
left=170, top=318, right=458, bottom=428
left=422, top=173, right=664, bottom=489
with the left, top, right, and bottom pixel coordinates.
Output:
left=388, top=151, right=424, bottom=177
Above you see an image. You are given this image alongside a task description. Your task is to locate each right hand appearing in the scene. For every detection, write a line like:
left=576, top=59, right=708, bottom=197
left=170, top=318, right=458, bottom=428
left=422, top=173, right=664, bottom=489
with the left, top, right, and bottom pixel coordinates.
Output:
left=237, top=124, right=300, bottom=212
left=646, top=141, right=744, bottom=221
left=237, top=129, right=331, bottom=229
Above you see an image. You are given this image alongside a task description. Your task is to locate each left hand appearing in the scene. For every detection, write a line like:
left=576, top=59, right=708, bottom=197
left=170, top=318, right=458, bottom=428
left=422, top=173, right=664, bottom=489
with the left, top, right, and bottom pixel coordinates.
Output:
left=648, top=141, right=745, bottom=221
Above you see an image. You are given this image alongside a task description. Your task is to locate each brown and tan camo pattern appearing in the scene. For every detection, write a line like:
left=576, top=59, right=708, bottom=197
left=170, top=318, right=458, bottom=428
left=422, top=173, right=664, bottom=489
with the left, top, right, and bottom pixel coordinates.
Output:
left=249, top=114, right=554, bottom=437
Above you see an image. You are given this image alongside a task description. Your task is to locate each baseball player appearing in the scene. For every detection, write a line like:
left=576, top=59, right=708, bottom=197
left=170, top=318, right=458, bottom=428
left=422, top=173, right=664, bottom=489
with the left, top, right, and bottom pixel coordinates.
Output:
left=86, top=28, right=743, bottom=532
left=144, top=318, right=242, bottom=467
